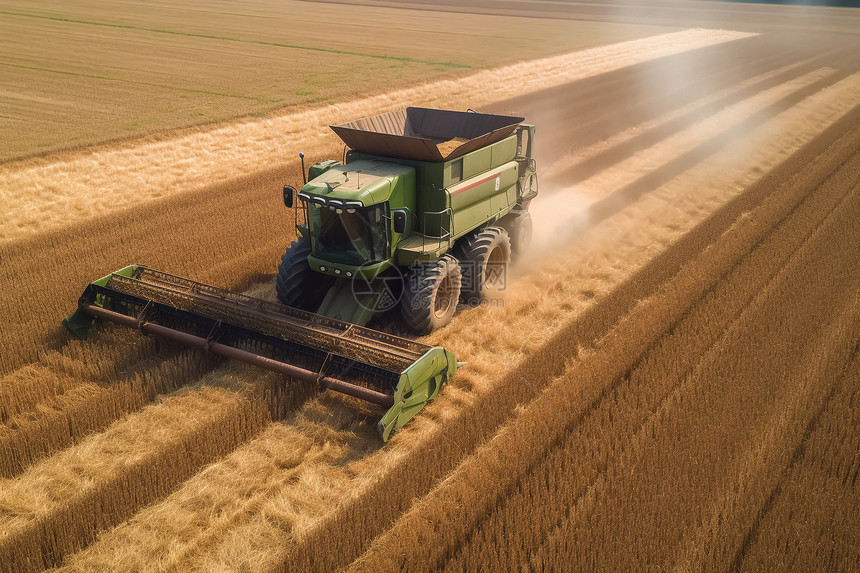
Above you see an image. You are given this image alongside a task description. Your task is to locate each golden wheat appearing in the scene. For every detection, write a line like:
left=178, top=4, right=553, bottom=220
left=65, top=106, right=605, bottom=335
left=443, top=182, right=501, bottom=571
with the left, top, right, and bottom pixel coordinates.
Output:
left=1, top=15, right=858, bottom=572
left=340, top=104, right=860, bottom=572
left=444, top=150, right=860, bottom=573
left=0, top=379, right=270, bottom=573
left=737, top=350, right=860, bottom=571
left=44, top=45, right=860, bottom=571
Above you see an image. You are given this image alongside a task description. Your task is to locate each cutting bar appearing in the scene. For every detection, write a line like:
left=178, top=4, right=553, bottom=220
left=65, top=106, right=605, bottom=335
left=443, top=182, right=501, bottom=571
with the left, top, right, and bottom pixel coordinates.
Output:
left=64, top=265, right=458, bottom=440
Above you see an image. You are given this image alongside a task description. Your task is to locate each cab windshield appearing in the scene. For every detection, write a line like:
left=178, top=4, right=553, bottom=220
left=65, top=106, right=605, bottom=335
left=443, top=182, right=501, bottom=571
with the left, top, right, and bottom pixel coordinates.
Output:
left=308, top=203, right=388, bottom=265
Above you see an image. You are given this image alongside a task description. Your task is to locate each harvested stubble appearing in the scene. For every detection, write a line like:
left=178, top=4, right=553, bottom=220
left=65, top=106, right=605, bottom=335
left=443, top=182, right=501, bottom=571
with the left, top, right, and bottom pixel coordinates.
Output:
left=56, top=395, right=381, bottom=572
left=0, top=379, right=270, bottom=573
left=537, top=42, right=850, bottom=192
left=0, top=349, right=216, bottom=478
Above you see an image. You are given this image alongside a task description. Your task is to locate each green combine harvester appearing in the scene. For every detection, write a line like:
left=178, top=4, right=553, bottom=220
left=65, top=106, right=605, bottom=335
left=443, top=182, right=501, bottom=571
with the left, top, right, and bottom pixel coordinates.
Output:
left=65, top=107, right=538, bottom=440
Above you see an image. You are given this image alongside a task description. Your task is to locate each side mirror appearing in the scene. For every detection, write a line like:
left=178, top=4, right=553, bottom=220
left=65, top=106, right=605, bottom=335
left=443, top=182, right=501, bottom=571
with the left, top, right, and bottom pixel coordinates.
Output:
left=392, top=210, right=407, bottom=234
left=283, top=185, right=296, bottom=208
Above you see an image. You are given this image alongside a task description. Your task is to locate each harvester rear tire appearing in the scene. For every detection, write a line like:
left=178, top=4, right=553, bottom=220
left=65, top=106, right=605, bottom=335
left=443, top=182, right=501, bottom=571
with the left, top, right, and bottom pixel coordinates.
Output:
left=454, top=226, right=511, bottom=302
left=276, top=237, right=334, bottom=312
left=400, top=255, right=462, bottom=335
left=507, top=211, right=533, bottom=258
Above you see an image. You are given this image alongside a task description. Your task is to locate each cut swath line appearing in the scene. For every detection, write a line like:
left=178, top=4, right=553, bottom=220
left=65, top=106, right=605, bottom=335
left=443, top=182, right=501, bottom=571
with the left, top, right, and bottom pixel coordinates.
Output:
left=0, top=385, right=269, bottom=572
left=526, top=71, right=860, bottom=262
left=0, top=28, right=755, bottom=243
left=540, top=55, right=822, bottom=182
left=575, top=67, right=836, bottom=196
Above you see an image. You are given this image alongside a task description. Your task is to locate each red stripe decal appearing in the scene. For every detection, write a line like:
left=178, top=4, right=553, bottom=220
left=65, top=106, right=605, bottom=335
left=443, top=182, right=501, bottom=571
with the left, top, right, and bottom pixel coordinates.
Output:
left=450, top=173, right=500, bottom=195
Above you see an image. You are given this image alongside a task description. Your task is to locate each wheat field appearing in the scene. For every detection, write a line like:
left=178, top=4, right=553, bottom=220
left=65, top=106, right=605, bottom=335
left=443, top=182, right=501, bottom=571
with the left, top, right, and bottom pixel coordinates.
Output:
left=1, top=1, right=859, bottom=571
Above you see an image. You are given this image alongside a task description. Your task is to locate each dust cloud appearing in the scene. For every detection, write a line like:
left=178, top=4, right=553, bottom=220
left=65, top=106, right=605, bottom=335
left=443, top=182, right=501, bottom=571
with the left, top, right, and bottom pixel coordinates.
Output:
left=521, top=186, right=592, bottom=267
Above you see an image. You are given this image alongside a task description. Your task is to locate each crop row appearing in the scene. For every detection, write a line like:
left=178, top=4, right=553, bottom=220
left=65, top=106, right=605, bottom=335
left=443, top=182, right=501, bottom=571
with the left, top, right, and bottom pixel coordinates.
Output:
left=738, top=341, right=860, bottom=571
left=523, top=151, right=860, bottom=572
left=338, top=105, right=860, bottom=572
left=0, top=161, right=305, bottom=376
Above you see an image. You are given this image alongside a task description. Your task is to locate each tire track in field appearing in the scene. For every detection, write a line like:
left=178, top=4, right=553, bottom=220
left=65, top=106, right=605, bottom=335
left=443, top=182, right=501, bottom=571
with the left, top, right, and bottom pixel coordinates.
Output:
left=542, top=45, right=846, bottom=186
left=346, top=104, right=860, bottom=573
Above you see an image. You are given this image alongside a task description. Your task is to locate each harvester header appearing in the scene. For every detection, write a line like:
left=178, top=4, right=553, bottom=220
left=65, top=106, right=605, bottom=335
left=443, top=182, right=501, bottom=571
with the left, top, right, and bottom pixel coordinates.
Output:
left=64, top=265, right=457, bottom=440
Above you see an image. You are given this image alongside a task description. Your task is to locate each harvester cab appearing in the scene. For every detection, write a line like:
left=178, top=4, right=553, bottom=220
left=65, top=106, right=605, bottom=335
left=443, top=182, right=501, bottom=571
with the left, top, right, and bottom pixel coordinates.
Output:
left=65, top=107, right=537, bottom=441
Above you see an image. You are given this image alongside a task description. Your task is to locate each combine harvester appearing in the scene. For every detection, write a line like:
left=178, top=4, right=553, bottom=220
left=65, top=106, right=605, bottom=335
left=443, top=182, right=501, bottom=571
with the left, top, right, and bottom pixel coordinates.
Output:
left=65, top=108, right=538, bottom=440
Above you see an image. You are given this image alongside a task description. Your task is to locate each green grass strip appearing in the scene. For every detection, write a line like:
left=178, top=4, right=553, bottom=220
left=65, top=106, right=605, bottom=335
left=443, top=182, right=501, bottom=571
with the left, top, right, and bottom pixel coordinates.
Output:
left=0, top=61, right=271, bottom=101
left=0, top=10, right=472, bottom=69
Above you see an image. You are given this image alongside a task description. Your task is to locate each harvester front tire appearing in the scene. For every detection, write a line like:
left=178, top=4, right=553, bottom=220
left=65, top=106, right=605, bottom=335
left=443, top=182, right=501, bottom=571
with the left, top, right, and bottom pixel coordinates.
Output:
left=276, top=238, right=334, bottom=312
left=400, top=255, right=462, bottom=335
left=454, top=226, right=511, bottom=302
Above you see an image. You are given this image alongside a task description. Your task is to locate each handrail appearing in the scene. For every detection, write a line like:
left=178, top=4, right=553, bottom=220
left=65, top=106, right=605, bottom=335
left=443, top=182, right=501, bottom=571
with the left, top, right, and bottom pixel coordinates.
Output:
left=421, top=207, right=454, bottom=255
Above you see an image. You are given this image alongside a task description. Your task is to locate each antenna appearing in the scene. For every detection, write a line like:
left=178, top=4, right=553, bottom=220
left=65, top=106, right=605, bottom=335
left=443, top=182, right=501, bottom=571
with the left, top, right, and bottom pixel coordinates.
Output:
left=299, top=152, right=306, bottom=185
